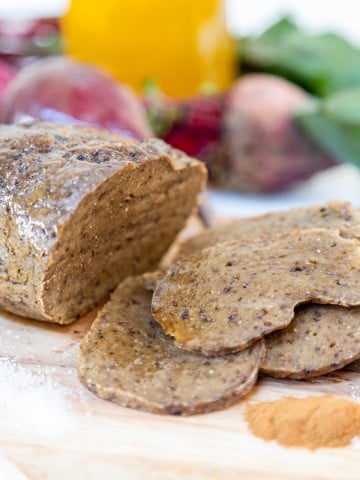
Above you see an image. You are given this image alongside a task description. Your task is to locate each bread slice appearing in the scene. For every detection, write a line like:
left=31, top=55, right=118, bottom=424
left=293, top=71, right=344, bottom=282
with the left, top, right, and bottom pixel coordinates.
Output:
left=152, top=229, right=360, bottom=355
left=78, top=275, right=264, bottom=415
left=262, top=304, right=360, bottom=379
left=177, top=201, right=360, bottom=259
left=0, top=123, right=206, bottom=324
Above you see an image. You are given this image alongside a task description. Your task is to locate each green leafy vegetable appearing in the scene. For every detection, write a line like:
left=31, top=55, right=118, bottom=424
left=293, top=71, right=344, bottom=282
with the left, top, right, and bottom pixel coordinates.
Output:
left=296, top=88, right=360, bottom=167
left=241, top=17, right=360, bottom=97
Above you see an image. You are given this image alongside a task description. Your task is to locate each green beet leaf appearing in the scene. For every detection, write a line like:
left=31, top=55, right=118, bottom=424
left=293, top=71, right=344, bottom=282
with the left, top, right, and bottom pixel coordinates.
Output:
left=241, top=17, right=360, bottom=97
left=295, top=88, right=360, bottom=167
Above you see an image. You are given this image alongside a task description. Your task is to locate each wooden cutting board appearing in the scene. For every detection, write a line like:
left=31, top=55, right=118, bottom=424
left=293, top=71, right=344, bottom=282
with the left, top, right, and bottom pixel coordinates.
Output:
left=0, top=308, right=359, bottom=480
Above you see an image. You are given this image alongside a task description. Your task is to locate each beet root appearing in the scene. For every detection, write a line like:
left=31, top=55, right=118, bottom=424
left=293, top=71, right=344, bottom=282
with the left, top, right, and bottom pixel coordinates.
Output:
left=220, top=74, right=336, bottom=193
left=0, top=59, right=16, bottom=103
left=0, top=57, right=151, bottom=139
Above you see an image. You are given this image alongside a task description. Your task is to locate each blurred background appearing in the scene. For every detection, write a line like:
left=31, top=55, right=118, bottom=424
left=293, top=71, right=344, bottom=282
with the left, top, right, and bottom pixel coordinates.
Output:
left=1, top=0, right=360, bottom=217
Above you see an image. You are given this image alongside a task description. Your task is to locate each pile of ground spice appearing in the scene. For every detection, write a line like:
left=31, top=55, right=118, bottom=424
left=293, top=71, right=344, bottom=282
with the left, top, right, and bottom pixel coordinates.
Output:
left=245, top=395, right=360, bottom=450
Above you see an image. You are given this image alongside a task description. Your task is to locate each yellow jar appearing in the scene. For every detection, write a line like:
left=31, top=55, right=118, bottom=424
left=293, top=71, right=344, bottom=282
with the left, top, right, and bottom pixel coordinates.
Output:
left=61, top=0, right=235, bottom=98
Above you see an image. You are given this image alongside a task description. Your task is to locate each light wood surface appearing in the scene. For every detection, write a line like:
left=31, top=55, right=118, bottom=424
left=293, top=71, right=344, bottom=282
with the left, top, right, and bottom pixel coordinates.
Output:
left=0, top=308, right=359, bottom=480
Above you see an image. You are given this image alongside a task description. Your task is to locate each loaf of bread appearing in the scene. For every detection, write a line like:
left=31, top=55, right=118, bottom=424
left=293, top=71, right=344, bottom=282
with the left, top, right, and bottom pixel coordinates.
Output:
left=0, top=123, right=206, bottom=324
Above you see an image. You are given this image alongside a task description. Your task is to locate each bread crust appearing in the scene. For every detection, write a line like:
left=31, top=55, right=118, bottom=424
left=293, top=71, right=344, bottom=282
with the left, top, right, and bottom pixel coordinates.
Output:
left=0, top=123, right=206, bottom=323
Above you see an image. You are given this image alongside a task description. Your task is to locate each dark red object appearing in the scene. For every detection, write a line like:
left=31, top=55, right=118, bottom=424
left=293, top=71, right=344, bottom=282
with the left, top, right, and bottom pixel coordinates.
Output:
left=163, top=94, right=225, bottom=165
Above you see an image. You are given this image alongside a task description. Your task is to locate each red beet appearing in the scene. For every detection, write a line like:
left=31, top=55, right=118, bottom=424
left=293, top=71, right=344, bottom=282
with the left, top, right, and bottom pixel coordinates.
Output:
left=0, top=57, right=151, bottom=139
left=163, top=94, right=224, bottom=166
left=145, top=90, right=224, bottom=166
left=0, top=59, right=16, bottom=103
left=220, top=74, right=336, bottom=193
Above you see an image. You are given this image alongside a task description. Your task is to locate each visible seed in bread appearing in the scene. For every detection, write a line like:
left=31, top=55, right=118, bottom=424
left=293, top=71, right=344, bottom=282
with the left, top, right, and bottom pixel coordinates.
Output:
left=177, top=201, right=360, bottom=259
left=0, top=122, right=206, bottom=324
left=77, top=276, right=265, bottom=416
left=261, top=304, right=360, bottom=379
left=152, top=229, right=360, bottom=355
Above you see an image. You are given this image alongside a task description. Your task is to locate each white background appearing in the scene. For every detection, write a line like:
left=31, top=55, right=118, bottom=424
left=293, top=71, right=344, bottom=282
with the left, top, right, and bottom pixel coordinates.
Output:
left=1, top=0, right=360, bottom=45
left=226, top=0, right=360, bottom=44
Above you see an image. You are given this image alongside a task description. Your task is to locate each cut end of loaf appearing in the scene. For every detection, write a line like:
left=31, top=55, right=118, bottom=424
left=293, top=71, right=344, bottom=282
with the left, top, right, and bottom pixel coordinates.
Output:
left=41, top=145, right=206, bottom=324
left=0, top=123, right=206, bottom=324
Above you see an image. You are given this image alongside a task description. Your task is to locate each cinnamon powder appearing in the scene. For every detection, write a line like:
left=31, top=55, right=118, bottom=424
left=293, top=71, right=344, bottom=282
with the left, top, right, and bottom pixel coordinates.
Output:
left=245, top=395, right=360, bottom=450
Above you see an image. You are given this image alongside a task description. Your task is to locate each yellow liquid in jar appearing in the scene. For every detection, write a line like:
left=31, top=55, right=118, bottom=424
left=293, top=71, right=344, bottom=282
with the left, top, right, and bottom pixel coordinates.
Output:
left=61, top=0, right=235, bottom=98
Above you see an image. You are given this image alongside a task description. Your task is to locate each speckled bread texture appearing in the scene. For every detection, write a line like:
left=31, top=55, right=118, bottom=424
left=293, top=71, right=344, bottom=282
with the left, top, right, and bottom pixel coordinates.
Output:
left=152, top=229, right=360, bottom=356
left=177, top=201, right=360, bottom=259
left=77, top=275, right=265, bottom=415
left=261, top=304, right=360, bottom=379
left=0, top=123, right=206, bottom=324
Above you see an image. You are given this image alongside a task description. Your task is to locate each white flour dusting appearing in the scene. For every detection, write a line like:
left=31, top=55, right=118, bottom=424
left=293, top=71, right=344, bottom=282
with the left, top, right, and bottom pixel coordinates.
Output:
left=0, top=456, right=28, bottom=480
left=351, top=436, right=360, bottom=450
left=350, top=382, right=360, bottom=403
left=0, top=357, right=75, bottom=439
left=350, top=378, right=360, bottom=449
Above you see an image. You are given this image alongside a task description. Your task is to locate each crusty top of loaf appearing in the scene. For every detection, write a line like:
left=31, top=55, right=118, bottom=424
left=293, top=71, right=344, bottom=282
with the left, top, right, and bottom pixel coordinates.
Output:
left=0, top=122, right=206, bottom=253
left=0, top=122, right=200, bottom=170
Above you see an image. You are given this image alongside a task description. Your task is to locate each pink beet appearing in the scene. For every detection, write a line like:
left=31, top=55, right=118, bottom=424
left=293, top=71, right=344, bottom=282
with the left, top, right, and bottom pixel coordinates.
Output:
left=0, top=59, right=16, bottom=103
left=0, top=57, right=151, bottom=139
left=221, top=74, right=336, bottom=193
